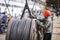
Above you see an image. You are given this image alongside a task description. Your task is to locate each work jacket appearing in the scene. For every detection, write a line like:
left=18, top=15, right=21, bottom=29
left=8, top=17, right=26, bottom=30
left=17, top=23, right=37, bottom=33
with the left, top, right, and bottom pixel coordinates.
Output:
left=37, top=16, right=52, bottom=33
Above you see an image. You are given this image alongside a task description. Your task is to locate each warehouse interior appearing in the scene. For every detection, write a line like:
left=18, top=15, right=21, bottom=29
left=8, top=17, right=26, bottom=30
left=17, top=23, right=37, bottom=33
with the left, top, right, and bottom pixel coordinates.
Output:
left=0, top=0, right=60, bottom=40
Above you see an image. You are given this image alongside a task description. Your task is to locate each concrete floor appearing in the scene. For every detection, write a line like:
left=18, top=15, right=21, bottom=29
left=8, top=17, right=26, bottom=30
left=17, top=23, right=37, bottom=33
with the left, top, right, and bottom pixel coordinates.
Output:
left=0, top=17, right=60, bottom=40
left=52, top=16, right=60, bottom=40
left=0, top=34, right=5, bottom=40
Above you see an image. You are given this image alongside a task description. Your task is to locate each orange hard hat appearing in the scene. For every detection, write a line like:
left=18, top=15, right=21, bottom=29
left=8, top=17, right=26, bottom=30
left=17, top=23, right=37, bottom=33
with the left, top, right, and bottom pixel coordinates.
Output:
left=43, top=10, right=51, bottom=17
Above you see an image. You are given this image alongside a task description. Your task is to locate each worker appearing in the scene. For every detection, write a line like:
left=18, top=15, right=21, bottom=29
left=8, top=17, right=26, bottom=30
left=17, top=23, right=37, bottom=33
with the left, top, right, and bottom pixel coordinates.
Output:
left=43, top=7, right=52, bottom=40
left=1, top=10, right=7, bottom=33
left=36, top=7, right=52, bottom=40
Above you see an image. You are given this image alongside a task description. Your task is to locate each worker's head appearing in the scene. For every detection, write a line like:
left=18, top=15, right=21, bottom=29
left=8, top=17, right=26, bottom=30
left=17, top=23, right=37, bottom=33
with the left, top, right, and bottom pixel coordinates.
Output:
left=43, top=10, right=51, bottom=18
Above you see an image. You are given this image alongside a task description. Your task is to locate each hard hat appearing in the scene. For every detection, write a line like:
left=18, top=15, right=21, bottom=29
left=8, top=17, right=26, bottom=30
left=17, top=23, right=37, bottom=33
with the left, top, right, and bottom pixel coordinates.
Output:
left=43, top=10, right=51, bottom=17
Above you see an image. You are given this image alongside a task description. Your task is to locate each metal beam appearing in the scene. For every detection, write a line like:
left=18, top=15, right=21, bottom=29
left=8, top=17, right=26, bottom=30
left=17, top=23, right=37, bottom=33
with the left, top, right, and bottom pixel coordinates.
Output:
left=0, top=3, right=23, bottom=8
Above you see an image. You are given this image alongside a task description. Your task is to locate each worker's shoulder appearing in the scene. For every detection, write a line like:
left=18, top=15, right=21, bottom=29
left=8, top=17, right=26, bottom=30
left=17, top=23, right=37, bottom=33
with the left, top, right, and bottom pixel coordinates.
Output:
left=47, top=17, right=52, bottom=22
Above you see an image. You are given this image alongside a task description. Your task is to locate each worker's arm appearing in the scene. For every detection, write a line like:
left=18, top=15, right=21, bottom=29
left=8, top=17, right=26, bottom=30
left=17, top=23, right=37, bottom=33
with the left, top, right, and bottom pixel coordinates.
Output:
left=36, top=20, right=44, bottom=27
